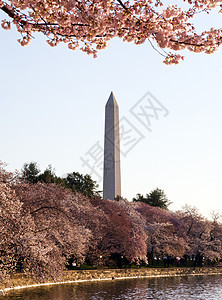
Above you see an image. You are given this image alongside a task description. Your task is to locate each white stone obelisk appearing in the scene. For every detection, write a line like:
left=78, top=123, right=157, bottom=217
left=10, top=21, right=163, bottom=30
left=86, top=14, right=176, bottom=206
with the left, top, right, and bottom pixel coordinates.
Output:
left=103, top=92, right=121, bottom=200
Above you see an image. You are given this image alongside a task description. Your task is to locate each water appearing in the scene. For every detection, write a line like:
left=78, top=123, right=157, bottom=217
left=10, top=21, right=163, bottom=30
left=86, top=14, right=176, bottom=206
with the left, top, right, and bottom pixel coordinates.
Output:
left=1, top=275, right=222, bottom=300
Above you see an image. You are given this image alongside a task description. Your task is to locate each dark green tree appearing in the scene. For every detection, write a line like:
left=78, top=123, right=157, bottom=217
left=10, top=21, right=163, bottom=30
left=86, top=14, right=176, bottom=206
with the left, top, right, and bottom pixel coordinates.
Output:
left=133, top=188, right=172, bottom=210
left=38, top=165, right=55, bottom=183
left=21, top=162, right=100, bottom=198
left=114, top=195, right=123, bottom=201
left=38, top=165, right=58, bottom=183
left=38, top=165, right=67, bottom=187
left=65, top=172, right=101, bottom=198
left=132, top=193, right=146, bottom=202
left=146, top=188, right=172, bottom=209
left=21, top=162, right=40, bottom=184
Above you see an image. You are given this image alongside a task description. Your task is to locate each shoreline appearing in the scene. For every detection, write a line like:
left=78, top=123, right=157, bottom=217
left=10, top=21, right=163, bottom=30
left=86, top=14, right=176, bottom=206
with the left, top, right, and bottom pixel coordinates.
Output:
left=1, top=267, right=222, bottom=295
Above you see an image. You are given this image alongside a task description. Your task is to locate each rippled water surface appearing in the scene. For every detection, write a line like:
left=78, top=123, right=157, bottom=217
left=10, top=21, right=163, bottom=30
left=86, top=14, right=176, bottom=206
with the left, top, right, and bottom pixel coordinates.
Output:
left=1, top=275, right=222, bottom=299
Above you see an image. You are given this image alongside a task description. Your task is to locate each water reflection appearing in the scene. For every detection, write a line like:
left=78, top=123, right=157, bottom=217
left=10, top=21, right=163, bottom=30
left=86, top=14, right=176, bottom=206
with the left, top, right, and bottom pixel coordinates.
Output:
left=1, top=275, right=222, bottom=300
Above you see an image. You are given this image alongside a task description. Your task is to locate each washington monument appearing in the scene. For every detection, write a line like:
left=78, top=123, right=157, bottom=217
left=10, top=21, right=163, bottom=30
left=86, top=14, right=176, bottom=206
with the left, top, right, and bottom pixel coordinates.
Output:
left=103, top=92, right=121, bottom=200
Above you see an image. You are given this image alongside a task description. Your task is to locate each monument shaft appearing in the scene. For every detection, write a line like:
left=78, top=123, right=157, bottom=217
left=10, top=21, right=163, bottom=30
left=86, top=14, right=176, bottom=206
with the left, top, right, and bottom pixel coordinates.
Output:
left=103, top=92, right=121, bottom=200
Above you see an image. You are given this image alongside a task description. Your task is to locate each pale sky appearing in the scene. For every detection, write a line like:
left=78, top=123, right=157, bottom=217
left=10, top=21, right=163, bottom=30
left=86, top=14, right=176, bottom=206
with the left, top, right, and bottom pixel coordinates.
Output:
left=0, top=8, right=221, bottom=219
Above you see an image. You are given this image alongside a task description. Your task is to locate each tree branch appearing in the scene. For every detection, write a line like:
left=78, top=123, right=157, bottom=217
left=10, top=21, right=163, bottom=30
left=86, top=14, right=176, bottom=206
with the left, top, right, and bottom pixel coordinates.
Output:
left=116, top=0, right=128, bottom=10
left=1, top=6, right=16, bottom=19
left=30, top=206, right=72, bottom=220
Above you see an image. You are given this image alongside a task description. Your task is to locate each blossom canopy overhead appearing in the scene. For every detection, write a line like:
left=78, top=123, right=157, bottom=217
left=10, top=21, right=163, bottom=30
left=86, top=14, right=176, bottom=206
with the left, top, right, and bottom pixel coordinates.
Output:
left=1, top=0, right=222, bottom=64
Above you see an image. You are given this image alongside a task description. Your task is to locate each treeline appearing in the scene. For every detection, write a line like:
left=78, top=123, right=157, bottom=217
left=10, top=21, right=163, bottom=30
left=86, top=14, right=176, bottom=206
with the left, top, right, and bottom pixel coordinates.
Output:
left=0, top=162, right=221, bottom=283
left=22, top=163, right=171, bottom=209
left=21, top=162, right=101, bottom=198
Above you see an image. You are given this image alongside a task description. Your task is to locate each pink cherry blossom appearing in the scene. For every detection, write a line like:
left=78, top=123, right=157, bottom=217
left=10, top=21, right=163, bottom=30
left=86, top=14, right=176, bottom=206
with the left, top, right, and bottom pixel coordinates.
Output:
left=0, top=0, right=222, bottom=64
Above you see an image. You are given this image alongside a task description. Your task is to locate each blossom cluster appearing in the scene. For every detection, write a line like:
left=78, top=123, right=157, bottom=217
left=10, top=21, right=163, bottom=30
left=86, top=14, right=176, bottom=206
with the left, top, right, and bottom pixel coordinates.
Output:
left=0, top=0, right=222, bottom=63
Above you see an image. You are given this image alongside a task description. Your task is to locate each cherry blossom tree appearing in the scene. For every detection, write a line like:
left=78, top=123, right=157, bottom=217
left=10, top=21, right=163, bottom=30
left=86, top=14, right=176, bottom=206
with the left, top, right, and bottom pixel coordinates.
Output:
left=117, top=200, right=149, bottom=263
left=0, top=164, right=25, bottom=282
left=0, top=164, right=64, bottom=282
left=82, top=197, right=148, bottom=266
left=1, top=0, right=222, bottom=64
left=1, top=162, right=222, bottom=283
left=0, top=163, right=93, bottom=282
left=134, top=201, right=187, bottom=262
left=175, top=205, right=222, bottom=265
left=16, top=183, right=92, bottom=269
